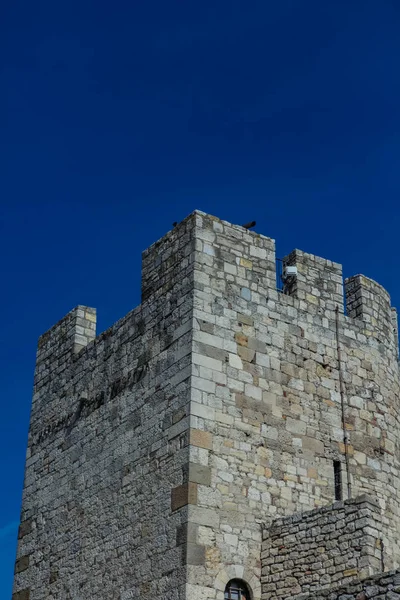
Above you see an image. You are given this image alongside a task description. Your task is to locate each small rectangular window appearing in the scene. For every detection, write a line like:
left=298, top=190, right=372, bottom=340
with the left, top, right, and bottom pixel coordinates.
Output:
left=334, top=460, right=342, bottom=501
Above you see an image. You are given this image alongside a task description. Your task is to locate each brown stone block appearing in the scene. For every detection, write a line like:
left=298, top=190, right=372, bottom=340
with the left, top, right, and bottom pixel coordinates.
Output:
left=240, top=258, right=253, bottom=269
left=12, top=590, right=30, bottom=600
left=189, top=429, right=212, bottom=450
left=338, top=442, right=354, bottom=455
left=171, top=482, right=198, bottom=511
left=307, top=467, right=317, bottom=479
left=343, top=568, right=358, bottom=577
left=234, top=332, right=248, bottom=346
left=205, top=545, right=221, bottom=565
left=323, top=399, right=335, bottom=408
left=187, top=482, right=198, bottom=504
left=14, top=555, right=29, bottom=574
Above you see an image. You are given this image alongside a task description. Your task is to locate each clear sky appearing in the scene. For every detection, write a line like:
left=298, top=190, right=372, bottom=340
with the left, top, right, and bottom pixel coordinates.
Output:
left=1, top=0, right=400, bottom=595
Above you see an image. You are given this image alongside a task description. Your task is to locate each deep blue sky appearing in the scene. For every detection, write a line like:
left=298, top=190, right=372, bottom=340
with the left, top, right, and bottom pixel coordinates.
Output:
left=1, top=0, right=400, bottom=595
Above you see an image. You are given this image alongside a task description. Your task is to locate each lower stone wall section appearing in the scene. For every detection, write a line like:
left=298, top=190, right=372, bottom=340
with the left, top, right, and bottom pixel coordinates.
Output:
left=261, top=495, right=383, bottom=600
left=307, top=569, right=400, bottom=599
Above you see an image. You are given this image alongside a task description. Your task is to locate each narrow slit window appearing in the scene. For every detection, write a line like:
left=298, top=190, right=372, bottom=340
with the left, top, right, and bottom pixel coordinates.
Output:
left=334, top=460, right=342, bottom=501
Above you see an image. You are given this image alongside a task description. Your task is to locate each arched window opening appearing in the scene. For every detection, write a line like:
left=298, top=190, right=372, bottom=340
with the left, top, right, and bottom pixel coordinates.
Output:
left=224, top=579, right=251, bottom=600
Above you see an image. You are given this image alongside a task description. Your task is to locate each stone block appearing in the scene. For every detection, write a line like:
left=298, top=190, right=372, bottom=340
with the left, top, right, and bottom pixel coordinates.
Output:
left=187, top=506, right=220, bottom=528
left=343, top=568, right=358, bottom=577
left=237, top=346, right=255, bottom=363
left=171, top=482, right=198, bottom=511
left=18, top=519, right=32, bottom=540
left=14, top=555, right=29, bottom=574
left=188, top=463, right=212, bottom=486
left=185, top=543, right=206, bottom=565
left=237, top=313, right=254, bottom=326
left=176, top=522, right=198, bottom=545
left=12, top=591, right=30, bottom=600
left=302, top=436, right=324, bottom=455
left=229, top=353, right=243, bottom=369
left=190, top=402, right=215, bottom=420
left=286, top=417, right=307, bottom=436
left=189, top=429, right=213, bottom=450
left=235, top=332, right=248, bottom=346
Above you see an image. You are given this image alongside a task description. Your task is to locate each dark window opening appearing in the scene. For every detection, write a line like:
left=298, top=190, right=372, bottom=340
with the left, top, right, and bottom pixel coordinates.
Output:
left=224, top=580, right=251, bottom=600
left=334, top=460, right=342, bottom=501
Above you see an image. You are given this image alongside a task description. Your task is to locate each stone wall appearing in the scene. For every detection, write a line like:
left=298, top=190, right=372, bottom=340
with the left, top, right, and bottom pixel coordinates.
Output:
left=13, top=215, right=197, bottom=600
left=186, top=212, right=400, bottom=600
left=13, top=210, right=400, bottom=600
left=283, top=249, right=344, bottom=315
left=261, top=495, right=383, bottom=599
left=308, top=569, right=400, bottom=600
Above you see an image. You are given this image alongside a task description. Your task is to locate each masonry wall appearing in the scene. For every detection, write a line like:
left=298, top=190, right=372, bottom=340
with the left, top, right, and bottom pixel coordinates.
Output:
left=13, top=216, right=197, bottom=600
left=13, top=210, right=400, bottom=600
left=185, top=212, right=400, bottom=600
left=261, top=495, right=383, bottom=599
left=308, top=569, right=400, bottom=600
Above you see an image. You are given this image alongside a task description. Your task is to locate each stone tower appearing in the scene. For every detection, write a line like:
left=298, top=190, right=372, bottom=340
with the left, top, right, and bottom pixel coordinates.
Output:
left=13, top=212, right=400, bottom=600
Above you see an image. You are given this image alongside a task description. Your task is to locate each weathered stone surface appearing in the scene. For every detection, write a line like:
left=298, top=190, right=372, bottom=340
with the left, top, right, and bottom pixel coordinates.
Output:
left=12, top=211, right=400, bottom=600
left=189, top=428, right=213, bottom=450
left=262, top=496, right=382, bottom=599
left=17, top=519, right=32, bottom=540
left=187, top=463, right=212, bottom=486
left=14, top=555, right=29, bottom=574
left=261, top=495, right=382, bottom=599
left=12, top=590, right=30, bottom=600
left=13, top=214, right=198, bottom=600
left=171, top=482, right=198, bottom=511
left=176, top=522, right=198, bottom=545
left=301, top=570, right=400, bottom=600
left=185, top=543, right=206, bottom=566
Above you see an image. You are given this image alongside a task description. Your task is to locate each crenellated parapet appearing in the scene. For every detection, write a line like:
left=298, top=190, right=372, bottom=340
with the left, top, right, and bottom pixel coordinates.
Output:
left=34, top=212, right=399, bottom=385
left=141, top=212, right=196, bottom=303
left=345, top=275, right=395, bottom=345
left=279, top=250, right=397, bottom=358
left=283, top=249, right=344, bottom=313
left=34, top=306, right=96, bottom=394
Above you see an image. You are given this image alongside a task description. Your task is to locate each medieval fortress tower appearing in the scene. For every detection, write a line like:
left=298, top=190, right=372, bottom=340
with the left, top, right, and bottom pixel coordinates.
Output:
left=13, top=211, right=400, bottom=600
